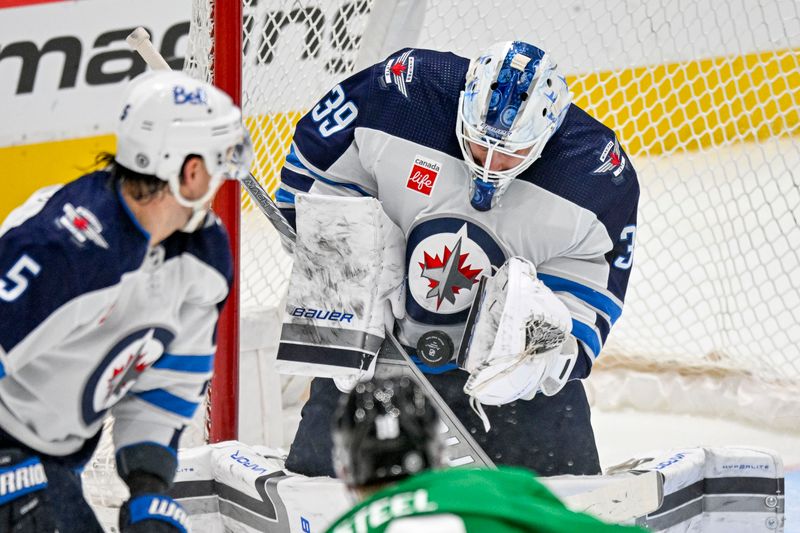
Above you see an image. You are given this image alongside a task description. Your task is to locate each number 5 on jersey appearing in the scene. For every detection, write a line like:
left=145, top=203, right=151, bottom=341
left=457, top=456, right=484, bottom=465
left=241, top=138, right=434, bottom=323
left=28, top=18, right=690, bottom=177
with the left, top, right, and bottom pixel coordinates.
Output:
left=0, top=255, right=41, bottom=302
left=311, top=85, right=358, bottom=137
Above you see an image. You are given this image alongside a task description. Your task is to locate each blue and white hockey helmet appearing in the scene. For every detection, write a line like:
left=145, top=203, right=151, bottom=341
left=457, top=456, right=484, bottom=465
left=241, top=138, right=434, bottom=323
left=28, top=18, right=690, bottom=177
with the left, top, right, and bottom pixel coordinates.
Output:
left=115, top=70, right=253, bottom=211
left=457, top=41, right=571, bottom=210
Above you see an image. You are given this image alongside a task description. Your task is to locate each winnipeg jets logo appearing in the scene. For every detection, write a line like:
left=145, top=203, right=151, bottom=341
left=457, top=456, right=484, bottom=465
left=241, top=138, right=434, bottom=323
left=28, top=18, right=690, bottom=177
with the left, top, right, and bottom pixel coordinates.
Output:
left=105, top=331, right=153, bottom=403
left=83, top=327, right=172, bottom=424
left=407, top=218, right=505, bottom=323
left=380, top=49, right=415, bottom=98
left=592, top=137, right=627, bottom=184
left=410, top=224, right=489, bottom=314
left=420, top=234, right=482, bottom=309
left=57, top=203, right=109, bottom=249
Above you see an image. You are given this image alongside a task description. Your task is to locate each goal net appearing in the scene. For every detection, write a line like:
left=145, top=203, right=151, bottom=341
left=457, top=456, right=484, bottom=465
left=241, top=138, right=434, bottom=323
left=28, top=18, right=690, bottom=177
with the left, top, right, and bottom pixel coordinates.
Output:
left=82, top=0, right=800, bottom=524
left=218, top=0, right=800, bottom=426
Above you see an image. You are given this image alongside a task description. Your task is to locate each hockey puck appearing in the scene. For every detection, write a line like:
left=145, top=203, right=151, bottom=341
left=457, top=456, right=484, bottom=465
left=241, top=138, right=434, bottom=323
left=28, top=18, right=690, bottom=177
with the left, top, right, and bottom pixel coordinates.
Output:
left=416, top=330, right=454, bottom=367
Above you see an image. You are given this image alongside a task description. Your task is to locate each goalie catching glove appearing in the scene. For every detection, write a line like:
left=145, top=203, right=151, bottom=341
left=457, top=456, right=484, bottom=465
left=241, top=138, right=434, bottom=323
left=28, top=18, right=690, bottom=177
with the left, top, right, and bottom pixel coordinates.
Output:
left=276, top=194, right=406, bottom=391
left=460, top=257, right=579, bottom=431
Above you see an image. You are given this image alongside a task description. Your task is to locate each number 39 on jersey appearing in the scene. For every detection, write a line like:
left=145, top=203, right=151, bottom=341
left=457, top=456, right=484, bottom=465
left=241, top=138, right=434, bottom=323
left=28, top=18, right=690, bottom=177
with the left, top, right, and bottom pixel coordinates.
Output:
left=311, top=85, right=358, bottom=137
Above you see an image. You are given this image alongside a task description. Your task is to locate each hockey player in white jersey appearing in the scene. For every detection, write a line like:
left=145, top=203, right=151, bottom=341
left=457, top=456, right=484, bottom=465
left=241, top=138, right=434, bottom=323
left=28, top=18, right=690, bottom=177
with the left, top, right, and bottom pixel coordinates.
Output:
left=277, top=41, right=639, bottom=479
left=0, top=71, right=251, bottom=532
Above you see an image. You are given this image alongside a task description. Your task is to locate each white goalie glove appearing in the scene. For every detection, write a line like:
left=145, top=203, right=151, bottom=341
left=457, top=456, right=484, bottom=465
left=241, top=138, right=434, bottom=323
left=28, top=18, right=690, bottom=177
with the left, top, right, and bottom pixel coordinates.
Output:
left=275, top=194, right=406, bottom=392
left=459, top=257, right=579, bottom=431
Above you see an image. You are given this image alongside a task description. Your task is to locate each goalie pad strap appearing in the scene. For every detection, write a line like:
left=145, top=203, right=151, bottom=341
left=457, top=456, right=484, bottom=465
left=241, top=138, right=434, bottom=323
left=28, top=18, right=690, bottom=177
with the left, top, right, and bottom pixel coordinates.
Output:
left=276, top=343, right=375, bottom=372
left=280, top=323, right=384, bottom=355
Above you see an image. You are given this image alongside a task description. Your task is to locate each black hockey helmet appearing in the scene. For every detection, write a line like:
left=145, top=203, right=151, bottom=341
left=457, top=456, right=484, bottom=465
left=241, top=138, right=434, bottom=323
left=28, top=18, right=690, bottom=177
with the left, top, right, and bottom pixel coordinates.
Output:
left=332, top=377, right=445, bottom=488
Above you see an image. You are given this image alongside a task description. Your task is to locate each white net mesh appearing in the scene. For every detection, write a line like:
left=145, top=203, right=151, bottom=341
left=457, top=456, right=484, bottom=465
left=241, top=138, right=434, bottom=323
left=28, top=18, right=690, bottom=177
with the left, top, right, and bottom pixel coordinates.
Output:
left=84, top=0, right=800, bottom=525
left=226, top=0, right=800, bottom=393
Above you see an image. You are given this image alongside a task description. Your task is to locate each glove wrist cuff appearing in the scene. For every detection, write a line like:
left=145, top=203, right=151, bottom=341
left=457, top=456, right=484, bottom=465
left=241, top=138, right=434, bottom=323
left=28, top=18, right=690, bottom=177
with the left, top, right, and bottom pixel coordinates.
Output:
left=126, top=494, right=189, bottom=531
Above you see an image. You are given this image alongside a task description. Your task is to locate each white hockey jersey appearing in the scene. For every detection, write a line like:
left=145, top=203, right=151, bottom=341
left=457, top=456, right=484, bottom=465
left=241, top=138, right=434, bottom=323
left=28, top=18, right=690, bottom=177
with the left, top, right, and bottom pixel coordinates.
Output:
left=277, top=48, right=639, bottom=379
left=0, top=172, right=231, bottom=457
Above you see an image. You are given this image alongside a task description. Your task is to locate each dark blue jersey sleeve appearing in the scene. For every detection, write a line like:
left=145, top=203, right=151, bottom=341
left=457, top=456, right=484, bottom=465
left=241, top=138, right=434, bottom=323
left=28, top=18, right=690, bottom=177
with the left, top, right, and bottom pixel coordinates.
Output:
left=277, top=65, right=377, bottom=229
left=0, top=237, right=75, bottom=357
left=0, top=174, right=147, bottom=372
left=529, top=107, right=640, bottom=378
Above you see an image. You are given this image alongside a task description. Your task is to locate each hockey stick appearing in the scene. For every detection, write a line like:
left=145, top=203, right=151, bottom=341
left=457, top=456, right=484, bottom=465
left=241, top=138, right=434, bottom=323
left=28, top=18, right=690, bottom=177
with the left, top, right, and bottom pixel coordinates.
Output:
left=126, top=27, right=491, bottom=467
left=377, top=332, right=494, bottom=467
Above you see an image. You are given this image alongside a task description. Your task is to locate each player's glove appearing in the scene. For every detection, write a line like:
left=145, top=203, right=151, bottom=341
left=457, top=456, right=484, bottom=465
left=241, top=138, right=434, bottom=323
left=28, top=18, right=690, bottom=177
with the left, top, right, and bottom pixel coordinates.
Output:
left=459, top=257, right=578, bottom=430
left=0, top=448, right=56, bottom=533
left=119, top=472, right=189, bottom=533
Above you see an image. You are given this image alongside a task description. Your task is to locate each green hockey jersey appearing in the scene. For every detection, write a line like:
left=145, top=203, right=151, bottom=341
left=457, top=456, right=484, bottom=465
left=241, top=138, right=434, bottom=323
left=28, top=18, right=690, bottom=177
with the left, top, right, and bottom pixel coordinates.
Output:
left=325, top=467, right=645, bottom=533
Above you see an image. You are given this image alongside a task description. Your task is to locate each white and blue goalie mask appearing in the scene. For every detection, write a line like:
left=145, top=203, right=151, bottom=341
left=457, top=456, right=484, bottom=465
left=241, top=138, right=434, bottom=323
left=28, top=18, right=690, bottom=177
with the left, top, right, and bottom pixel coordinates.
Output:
left=456, top=41, right=572, bottom=210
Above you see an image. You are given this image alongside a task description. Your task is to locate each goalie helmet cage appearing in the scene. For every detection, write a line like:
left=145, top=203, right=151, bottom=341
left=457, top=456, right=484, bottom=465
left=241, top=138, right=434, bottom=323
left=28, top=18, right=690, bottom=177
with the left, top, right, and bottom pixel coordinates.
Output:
left=199, top=0, right=800, bottom=441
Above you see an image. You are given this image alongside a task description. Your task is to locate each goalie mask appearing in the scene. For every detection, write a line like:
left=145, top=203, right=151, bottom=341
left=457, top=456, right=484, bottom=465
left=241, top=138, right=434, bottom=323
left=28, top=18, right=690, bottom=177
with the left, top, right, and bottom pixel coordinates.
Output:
left=115, top=70, right=253, bottom=230
left=332, top=378, right=445, bottom=489
left=457, top=41, right=571, bottom=211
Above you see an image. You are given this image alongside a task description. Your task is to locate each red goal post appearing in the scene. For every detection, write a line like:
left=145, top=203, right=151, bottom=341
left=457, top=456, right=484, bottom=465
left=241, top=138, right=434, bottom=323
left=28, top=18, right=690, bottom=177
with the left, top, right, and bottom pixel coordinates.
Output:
left=208, top=0, right=242, bottom=444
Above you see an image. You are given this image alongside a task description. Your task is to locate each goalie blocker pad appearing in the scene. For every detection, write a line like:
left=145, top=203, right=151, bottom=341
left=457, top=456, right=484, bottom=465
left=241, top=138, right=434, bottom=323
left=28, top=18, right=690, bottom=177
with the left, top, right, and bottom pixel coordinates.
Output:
left=276, top=194, right=405, bottom=381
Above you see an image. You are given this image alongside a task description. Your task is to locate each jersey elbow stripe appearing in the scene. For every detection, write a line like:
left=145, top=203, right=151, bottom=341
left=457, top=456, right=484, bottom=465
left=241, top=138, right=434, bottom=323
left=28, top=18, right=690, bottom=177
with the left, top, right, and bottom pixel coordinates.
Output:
left=288, top=145, right=371, bottom=197
left=134, top=389, right=200, bottom=419
left=275, top=188, right=296, bottom=206
left=539, top=274, right=623, bottom=324
left=595, top=315, right=611, bottom=345
left=152, top=354, right=214, bottom=373
left=281, top=168, right=315, bottom=192
left=571, top=319, right=602, bottom=359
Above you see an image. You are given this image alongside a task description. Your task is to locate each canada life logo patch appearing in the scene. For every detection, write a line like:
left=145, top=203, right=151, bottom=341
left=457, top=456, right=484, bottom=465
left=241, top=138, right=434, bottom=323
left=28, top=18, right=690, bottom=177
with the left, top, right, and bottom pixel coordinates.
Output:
left=406, top=155, right=441, bottom=196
